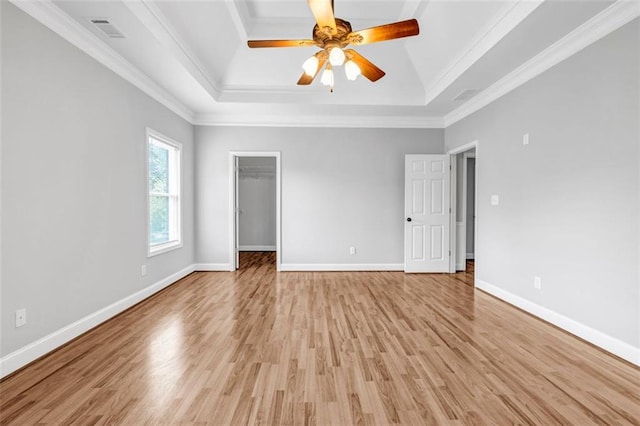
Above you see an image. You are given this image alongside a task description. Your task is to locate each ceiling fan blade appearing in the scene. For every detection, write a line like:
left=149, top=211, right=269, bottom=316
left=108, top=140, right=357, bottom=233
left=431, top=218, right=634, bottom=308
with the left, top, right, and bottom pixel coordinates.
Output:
left=308, top=0, right=337, bottom=35
left=345, top=50, right=385, bottom=82
left=297, top=72, right=314, bottom=85
left=297, top=53, right=327, bottom=85
left=248, top=39, right=317, bottom=48
left=348, top=19, right=419, bottom=45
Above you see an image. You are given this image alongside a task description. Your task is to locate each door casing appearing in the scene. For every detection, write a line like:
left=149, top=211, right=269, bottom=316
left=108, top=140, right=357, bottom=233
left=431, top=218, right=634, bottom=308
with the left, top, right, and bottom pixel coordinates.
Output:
left=229, top=151, right=281, bottom=271
left=447, top=141, right=478, bottom=283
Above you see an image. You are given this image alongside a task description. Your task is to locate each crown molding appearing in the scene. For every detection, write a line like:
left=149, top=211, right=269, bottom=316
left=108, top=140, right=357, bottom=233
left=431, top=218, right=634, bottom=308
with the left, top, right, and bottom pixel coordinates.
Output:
left=194, top=112, right=444, bottom=129
left=9, top=0, right=195, bottom=124
left=399, top=1, right=427, bottom=21
left=226, top=0, right=249, bottom=41
left=123, top=0, right=222, bottom=100
left=423, top=0, right=544, bottom=106
left=444, top=0, right=640, bottom=127
left=220, top=84, right=328, bottom=96
left=218, top=85, right=428, bottom=107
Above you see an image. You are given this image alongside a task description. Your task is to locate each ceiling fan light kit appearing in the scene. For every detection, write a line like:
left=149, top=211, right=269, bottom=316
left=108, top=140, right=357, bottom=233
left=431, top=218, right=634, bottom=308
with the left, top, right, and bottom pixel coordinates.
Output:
left=302, top=55, right=320, bottom=76
left=344, top=60, right=361, bottom=81
left=328, top=47, right=345, bottom=66
left=247, top=0, right=420, bottom=92
left=320, top=64, right=335, bottom=90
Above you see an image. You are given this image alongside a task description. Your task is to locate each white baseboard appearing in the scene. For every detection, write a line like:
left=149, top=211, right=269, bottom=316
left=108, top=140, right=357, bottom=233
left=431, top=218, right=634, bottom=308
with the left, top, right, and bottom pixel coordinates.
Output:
left=466, top=253, right=475, bottom=260
left=238, top=245, right=276, bottom=252
left=279, top=263, right=404, bottom=272
left=0, top=264, right=195, bottom=379
left=193, top=263, right=232, bottom=271
left=476, top=279, right=640, bottom=366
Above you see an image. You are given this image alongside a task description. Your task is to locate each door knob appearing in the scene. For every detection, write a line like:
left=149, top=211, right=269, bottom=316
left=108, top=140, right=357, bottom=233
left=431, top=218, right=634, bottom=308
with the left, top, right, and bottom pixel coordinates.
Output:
left=407, top=217, right=412, bottom=222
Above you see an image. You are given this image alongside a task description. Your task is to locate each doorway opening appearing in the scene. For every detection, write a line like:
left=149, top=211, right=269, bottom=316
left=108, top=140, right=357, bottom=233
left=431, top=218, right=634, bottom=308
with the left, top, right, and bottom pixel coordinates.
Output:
left=229, top=152, right=281, bottom=271
left=449, top=141, right=478, bottom=286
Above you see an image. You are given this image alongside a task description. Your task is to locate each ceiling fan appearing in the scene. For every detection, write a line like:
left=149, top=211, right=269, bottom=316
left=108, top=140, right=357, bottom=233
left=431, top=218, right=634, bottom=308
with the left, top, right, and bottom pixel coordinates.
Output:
left=247, top=0, right=419, bottom=91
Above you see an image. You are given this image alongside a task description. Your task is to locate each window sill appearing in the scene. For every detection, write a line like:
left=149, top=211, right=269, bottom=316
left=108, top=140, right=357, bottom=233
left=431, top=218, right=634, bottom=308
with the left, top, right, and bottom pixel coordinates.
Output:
left=148, top=241, right=183, bottom=257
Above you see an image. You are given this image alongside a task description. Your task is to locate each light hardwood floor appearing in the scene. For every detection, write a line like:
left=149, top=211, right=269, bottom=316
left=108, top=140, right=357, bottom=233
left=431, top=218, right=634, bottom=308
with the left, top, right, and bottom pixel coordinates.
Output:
left=1, top=252, right=638, bottom=425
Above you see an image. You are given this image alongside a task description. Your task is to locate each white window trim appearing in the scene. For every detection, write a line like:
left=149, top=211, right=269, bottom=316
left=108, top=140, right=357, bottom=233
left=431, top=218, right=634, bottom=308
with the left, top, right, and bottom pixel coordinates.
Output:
left=146, top=128, right=183, bottom=257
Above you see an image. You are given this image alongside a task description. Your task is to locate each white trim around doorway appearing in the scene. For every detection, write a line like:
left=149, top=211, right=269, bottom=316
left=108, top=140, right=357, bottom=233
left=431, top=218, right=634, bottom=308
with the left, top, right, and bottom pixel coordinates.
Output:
left=229, top=151, right=282, bottom=271
left=447, top=141, right=478, bottom=285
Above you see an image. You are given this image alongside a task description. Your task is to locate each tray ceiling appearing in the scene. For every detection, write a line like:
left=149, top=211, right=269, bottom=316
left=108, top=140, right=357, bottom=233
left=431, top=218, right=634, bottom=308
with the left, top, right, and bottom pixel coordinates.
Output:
left=15, top=0, right=633, bottom=126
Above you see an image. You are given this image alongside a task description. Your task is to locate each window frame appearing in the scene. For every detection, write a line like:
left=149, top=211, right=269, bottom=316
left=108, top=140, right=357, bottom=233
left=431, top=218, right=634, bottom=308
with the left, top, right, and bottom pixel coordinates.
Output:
left=146, top=128, right=183, bottom=257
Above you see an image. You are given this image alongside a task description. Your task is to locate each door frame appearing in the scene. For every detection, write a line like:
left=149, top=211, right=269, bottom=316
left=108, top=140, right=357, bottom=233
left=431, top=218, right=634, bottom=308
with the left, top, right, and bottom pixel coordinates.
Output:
left=463, top=151, right=476, bottom=263
left=228, top=151, right=281, bottom=271
left=447, top=141, right=478, bottom=281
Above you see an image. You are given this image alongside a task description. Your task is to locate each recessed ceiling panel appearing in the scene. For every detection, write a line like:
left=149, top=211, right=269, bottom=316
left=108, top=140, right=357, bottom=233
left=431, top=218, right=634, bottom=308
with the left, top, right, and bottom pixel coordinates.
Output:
left=246, top=0, right=408, bottom=20
left=222, top=40, right=425, bottom=105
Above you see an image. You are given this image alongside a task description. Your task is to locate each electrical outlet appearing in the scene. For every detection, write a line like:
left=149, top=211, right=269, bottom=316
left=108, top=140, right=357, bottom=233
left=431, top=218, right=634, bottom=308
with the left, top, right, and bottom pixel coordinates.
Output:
left=141, top=265, right=147, bottom=276
left=349, top=246, right=356, bottom=255
left=523, top=133, right=529, bottom=145
left=15, top=309, right=27, bottom=327
left=534, top=276, right=542, bottom=290
left=491, top=195, right=499, bottom=206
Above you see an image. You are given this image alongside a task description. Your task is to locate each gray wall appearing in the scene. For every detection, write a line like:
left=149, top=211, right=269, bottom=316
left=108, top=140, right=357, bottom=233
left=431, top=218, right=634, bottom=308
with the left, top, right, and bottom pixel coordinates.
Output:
left=445, top=20, right=639, bottom=347
left=238, top=157, right=277, bottom=249
left=195, top=127, right=444, bottom=265
left=1, top=3, right=194, bottom=356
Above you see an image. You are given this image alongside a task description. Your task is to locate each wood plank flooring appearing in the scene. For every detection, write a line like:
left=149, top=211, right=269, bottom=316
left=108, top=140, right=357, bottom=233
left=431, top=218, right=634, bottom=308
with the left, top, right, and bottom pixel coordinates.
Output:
left=1, top=252, right=638, bottom=425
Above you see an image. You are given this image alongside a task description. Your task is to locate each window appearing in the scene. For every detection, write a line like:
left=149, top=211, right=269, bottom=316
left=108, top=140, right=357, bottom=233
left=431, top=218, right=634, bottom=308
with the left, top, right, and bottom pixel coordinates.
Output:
left=147, top=129, right=182, bottom=256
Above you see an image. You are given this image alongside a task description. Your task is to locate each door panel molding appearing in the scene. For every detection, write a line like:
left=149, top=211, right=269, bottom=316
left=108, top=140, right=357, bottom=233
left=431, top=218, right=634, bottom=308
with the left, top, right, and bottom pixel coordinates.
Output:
left=404, top=155, right=451, bottom=273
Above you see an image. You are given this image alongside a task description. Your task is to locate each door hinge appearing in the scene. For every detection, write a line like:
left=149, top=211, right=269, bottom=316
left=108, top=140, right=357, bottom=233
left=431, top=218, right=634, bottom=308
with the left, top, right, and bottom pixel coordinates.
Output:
left=449, top=250, right=451, bottom=256
left=449, top=207, right=451, bottom=213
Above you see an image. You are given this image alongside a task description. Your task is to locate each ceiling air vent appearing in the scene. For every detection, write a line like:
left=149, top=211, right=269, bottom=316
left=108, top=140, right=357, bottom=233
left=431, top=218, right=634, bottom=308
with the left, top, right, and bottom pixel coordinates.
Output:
left=452, top=89, right=480, bottom=102
left=89, top=18, right=125, bottom=39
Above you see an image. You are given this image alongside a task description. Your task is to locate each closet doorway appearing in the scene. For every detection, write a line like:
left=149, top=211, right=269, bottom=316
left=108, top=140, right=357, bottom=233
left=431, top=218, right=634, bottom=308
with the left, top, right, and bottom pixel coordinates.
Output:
left=229, top=152, right=281, bottom=271
left=454, top=151, right=476, bottom=271
left=449, top=141, right=477, bottom=280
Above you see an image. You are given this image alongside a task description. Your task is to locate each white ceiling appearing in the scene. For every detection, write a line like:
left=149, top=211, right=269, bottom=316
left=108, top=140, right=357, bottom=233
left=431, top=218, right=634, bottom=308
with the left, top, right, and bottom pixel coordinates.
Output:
left=23, top=0, right=633, bottom=126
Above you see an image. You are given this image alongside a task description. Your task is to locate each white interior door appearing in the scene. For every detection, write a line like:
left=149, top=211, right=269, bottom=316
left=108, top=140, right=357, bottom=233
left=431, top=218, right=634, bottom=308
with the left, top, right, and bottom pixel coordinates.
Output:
left=404, top=155, right=451, bottom=273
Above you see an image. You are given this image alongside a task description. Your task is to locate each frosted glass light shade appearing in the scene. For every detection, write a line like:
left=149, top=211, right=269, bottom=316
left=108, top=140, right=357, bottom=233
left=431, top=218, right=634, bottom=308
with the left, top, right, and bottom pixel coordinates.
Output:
left=344, top=60, right=361, bottom=80
left=328, top=47, right=345, bottom=66
left=320, top=67, right=334, bottom=86
left=302, top=55, right=319, bottom=76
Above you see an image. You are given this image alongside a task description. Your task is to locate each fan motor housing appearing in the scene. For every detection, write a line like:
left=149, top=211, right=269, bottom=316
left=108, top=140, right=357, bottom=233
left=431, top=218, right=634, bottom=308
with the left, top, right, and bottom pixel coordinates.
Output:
left=313, top=18, right=353, bottom=47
